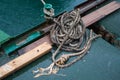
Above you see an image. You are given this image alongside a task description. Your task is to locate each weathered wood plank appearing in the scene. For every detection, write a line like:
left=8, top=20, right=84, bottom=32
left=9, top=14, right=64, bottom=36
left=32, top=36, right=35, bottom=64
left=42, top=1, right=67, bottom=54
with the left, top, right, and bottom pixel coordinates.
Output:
left=18, top=35, right=52, bottom=55
left=82, top=1, right=120, bottom=27
left=0, top=42, right=52, bottom=79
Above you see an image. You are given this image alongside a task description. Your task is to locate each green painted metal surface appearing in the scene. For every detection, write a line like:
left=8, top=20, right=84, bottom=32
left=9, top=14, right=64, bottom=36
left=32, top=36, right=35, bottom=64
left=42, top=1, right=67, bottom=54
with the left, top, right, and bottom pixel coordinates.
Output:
left=0, top=30, right=11, bottom=45
left=3, top=38, right=120, bottom=80
left=0, top=0, right=86, bottom=37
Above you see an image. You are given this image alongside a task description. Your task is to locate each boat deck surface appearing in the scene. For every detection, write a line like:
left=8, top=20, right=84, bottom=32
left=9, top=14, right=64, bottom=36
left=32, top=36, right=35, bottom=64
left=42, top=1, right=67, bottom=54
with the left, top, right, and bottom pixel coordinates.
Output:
left=0, top=0, right=120, bottom=80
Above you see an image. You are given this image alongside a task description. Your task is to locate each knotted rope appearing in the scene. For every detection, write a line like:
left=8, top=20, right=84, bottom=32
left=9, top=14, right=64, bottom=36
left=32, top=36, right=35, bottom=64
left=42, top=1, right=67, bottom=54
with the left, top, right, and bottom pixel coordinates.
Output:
left=32, top=9, right=101, bottom=78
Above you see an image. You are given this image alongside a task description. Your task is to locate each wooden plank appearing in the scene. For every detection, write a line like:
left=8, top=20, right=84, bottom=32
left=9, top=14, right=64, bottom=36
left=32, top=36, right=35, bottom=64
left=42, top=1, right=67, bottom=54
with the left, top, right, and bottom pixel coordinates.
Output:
left=0, top=42, right=52, bottom=79
left=18, top=1, right=120, bottom=55
left=18, top=35, right=52, bottom=55
left=82, top=1, right=120, bottom=27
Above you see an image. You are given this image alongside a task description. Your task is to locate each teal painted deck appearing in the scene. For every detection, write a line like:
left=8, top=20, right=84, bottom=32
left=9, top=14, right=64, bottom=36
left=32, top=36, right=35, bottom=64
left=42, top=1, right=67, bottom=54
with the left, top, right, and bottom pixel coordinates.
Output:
left=100, top=7, right=120, bottom=37
left=0, top=30, right=10, bottom=45
left=0, top=0, right=86, bottom=37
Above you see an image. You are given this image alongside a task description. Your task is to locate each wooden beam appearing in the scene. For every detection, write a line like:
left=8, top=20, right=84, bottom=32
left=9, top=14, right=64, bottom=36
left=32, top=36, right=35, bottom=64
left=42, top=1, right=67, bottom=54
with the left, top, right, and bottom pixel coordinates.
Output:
left=18, top=1, right=120, bottom=54
left=82, top=1, right=120, bottom=27
left=0, top=42, right=52, bottom=79
left=19, top=35, right=52, bottom=55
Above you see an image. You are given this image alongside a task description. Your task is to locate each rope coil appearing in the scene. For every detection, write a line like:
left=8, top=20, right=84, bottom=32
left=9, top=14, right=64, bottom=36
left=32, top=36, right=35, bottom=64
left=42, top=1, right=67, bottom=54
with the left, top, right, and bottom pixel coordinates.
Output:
left=32, top=9, right=101, bottom=77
